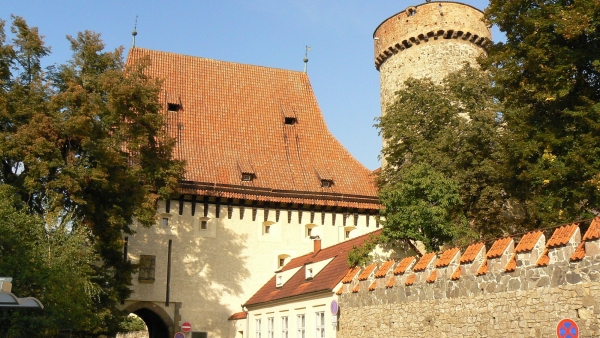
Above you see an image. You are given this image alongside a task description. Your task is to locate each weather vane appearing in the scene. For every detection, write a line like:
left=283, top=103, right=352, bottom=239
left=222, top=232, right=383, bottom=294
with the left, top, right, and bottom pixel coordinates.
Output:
left=303, top=45, right=311, bottom=73
left=132, top=15, right=138, bottom=48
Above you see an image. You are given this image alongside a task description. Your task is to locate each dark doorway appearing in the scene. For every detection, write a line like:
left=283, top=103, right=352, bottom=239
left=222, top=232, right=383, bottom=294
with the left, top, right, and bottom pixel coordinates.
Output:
left=134, top=308, right=169, bottom=338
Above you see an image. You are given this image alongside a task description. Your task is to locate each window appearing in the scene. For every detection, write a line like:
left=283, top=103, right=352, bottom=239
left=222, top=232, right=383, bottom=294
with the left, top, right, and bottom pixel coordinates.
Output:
left=161, top=217, right=169, bottom=227
left=279, top=258, right=285, bottom=267
left=315, top=312, right=325, bottom=338
left=284, top=117, right=297, bottom=125
left=242, top=173, right=254, bottom=181
left=256, top=319, right=262, bottom=338
left=296, top=314, right=305, bottom=338
left=345, top=230, right=351, bottom=239
left=200, top=220, right=208, bottom=230
left=265, top=225, right=270, bottom=234
left=307, top=268, right=313, bottom=279
left=320, top=179, right=333, bottom=188
left=281, top=316, right=288, bottom=338
left=278, top=254, right=290, bottom=269
left=267, top=317, right=274, bottom=338
left=138, top=255, right=156, bottom=283
left=307, top=228, right=312, bottom=237
left=168, top=103, right=181, bottom=112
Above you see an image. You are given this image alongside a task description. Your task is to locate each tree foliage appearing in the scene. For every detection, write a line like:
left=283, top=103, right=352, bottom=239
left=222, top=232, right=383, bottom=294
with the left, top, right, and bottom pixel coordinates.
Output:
left=0, top=16, right=182, bottom=336
left=377, top=65, right=508, bottom=250
left=484, top=0, right=600, bottom=225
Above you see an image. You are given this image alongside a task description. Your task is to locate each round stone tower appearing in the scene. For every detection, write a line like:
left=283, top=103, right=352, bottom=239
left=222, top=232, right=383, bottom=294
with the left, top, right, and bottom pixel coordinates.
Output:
left=374, top=1, right=491, bottom=112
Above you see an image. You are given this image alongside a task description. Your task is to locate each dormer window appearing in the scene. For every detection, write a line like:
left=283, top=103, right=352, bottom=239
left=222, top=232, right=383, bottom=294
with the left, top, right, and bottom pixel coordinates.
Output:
left=167, top=103, right=181, bottom=112
left=242, top=173, right=254, bottom=182
left=321, top=179, right=333, bottom=188
left=284, top=117, right=297, bottom=125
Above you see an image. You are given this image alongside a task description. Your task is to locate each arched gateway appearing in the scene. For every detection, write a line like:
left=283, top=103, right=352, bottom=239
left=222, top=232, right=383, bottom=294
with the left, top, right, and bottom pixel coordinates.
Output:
left=124, top=302, right=174, bottom=338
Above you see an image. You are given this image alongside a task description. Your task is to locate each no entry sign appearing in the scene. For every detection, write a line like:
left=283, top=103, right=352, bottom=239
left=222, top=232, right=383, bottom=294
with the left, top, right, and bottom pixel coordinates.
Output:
left=556, top=318, right=579, bottom=338
left=181, top=322, right=192, bottom=333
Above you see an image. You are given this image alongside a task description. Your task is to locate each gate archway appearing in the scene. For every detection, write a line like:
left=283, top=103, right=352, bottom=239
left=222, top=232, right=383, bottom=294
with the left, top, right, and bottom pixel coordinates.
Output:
left=125, top=302, right=174, bottom=338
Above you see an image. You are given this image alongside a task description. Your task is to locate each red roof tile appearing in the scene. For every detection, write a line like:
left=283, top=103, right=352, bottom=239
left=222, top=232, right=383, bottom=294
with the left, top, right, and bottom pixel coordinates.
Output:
left=374, top=260, right=395, bottom=278
left=460, top=242, right=485, bottom=264
left=405, top=274, right=416, bottom=286
left=476, top=259, right=488, bottom=276
left=358, top=263, right=378, bottom=281
left=571, top=242, right=586, bottom=261
left=126, top=48, right=379, bottom=209
left=487, top=237, right=513, bottom=259
left=435, top=248, right=460, bottom=268
left=341, top=267, right=361, bottom=284
left=515, top=231, right=543, bottom=253
left=583, top=217, right=600, bottom=241
left=368, top=281, right=377, bottom=291
left=352, top=283, right=360, bottom=293
left=413, top=253, right=436, bottom=272
left=244, top=230, right=381, bottom=306
left=547, top=224, right=579, bottom=248
left=228, top=312, right=247, bottom=320
left=393, top=256, right=416, bottom=275
left=536, top=249, right=550, bottom=267
left=505, top=253, right=517, bottom=272
left=450, top=266, right=461, bottom=281
left=335, top=288, right=343, bottom=295
left=426, top=270, right=437, bottom=283
left=385, top=277, right=395, bottom=288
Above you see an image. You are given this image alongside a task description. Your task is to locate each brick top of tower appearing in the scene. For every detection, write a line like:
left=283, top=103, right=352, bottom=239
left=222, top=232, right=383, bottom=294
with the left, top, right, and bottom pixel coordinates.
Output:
left=373, top=1, right=491, bottom=70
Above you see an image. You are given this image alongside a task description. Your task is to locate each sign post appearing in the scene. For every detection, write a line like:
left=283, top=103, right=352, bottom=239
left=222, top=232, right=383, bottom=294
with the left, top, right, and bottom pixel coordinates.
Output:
left=556, top=318, right=579, bottom=338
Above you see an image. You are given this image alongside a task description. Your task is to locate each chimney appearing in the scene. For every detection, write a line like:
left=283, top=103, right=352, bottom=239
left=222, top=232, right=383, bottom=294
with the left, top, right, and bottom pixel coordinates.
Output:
left=313, top=237, right=322, bottom=253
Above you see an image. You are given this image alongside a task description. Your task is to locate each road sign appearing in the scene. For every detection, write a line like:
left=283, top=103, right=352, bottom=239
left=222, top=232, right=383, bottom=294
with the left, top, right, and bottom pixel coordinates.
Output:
left=330, top=300, right=339, bottom=315
left=174, top=332, right=185, bottom=338
left=556, top=318, right=579, bottom=338
left=181, top=322, right=192, bottom=333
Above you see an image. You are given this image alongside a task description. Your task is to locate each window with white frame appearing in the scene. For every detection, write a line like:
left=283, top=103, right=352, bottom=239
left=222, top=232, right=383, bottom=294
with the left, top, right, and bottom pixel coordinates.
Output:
left=296, top=314, right=305, bottom=338
left=281, top=316, right=288, bottom=338
left=315, top=311, right=325, bottom=338
left=256, top=318, right=262, bottom=338
left=267, top=317, right=274, bottom=338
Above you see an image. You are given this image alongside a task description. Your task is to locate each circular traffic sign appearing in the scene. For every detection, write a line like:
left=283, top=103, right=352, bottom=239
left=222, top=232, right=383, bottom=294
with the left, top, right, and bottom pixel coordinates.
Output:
left=174, top=333, right=185, bottom=338
left=557, top=318, right=579, bottom=338
left=330, top=300, right=339, bottom=315
left=181, top=322, right=192, bottom=333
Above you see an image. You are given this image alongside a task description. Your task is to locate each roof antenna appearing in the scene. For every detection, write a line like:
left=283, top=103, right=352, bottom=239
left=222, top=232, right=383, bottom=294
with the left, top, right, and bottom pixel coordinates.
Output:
left=131, top=15, right=138, bottom=48
left=303, top=45, right=311, bottom=73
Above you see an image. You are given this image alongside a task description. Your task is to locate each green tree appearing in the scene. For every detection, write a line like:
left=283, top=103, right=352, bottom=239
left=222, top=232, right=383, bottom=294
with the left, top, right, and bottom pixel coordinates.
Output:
left=377, top=65, right=508, bottom=249
left=0, top=17, right=182, bottom=336
left=484, top=0, right=600, bottom=225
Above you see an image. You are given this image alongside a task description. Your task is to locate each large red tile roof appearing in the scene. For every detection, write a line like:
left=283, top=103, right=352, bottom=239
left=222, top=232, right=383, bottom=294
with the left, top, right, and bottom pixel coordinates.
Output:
left=244, top=230, right=381, bottom=306
left=126, top=48, right=379, bottom=209
left=583, top=217, right=600, bottom=241
left=486, top=237, right=513, bottom=259
left=547, top=224, right=579, bottom=248
left=515, top=231, right=543, bottom=253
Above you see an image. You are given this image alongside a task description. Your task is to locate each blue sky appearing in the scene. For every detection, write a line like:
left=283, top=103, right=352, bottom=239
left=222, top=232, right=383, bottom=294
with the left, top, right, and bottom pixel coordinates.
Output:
left=1, top=0, right=498, bottom=170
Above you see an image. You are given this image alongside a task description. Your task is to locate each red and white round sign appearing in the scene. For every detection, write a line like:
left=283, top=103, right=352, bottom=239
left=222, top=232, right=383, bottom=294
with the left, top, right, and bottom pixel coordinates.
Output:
left=181, top=322, right=192, bottom=333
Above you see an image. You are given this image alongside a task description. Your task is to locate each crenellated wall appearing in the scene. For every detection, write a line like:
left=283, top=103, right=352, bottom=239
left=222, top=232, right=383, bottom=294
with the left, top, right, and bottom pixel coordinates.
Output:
left=338, top=217, right=600, bottom=337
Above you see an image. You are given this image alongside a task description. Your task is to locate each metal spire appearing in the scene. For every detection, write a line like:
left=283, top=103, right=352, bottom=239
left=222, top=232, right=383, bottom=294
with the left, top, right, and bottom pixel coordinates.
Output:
left=303, top=45, right=311, bottom=73
left=132, top=15, right=138, bottom=48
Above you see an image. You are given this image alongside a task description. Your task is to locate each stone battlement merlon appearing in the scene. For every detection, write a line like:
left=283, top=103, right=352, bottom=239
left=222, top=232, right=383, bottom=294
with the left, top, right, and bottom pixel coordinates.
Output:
left=373, top=2, right=491, bottom=70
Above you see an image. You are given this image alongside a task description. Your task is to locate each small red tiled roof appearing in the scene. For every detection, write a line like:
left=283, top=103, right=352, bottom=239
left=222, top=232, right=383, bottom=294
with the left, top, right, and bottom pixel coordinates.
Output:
left=126, top=48, right=379, bottom=209
left=515, top=231, right=543, bottom=253
left=244, top=230, right=382, bottom=306
left=374, top=260, right=395, bottom=278
left=435, top=248, right=460, bottom=268
left=583, top=217, right=600, bottom=241
left=571, top=242, right=586, bottom=261
left=405, top=274, right=416, bottom=286
left=487, top=237, right=513, bottom=259
left=352, top=283, right=360, bottom=293
left=385, top=277, right=395, bottom=288
left=426, top=270, right=437, bottom=283
left=358, top=263, right=378, bottom=281
left=393, top=256, right=416, bottom=275
left=536, top=249, right=550, bottom=267
left=505, top=253, right=517, bottom=272
left=413, top=253, right=437, bottom=272
left=476, top=259, right=488, bottom=276
left=460, top=242, right=485, bottom=264
left=341, top=267, right=361, bottom=284
left=450, top=266, right=461, bottom=280
left=335, top=288, right=343, bottom=295
left=368, top=281, right=377, bottom=291
left=228, top=312, right=247, bottom=320
left=547, top=224, right=579, bottom=248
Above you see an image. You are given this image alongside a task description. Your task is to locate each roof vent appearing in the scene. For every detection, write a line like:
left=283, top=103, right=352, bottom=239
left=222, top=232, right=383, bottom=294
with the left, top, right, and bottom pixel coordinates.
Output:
left=167, top=103, right=181, bottom=112
left=284, top=117, right=297, bottom=125
left=321, top=179, right=333, bottom=188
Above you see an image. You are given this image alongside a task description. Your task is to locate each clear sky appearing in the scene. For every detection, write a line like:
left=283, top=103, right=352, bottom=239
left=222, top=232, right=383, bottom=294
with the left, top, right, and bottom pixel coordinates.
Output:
left=1, top=0, right=498, bottom=170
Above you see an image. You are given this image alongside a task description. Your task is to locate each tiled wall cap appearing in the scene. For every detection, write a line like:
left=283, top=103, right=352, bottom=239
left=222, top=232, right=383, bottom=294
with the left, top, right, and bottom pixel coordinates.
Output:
left=486, top=237, right=513, bottom=259
left=413, top=253, right=437, bottom=272
left=460, top=242, right=485, bottom=264
left=547, top=224, right=579, bottom=248
left=435, top=248, right=460, bottom=268
left=514, top=231, right=543, bottom=253
left=374, top=260, right=395, bottom=278
left=394, top=256, right=417, bottom=275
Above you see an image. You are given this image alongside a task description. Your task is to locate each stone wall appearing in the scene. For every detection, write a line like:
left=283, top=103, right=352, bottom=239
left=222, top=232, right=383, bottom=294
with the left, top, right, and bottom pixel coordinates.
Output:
left=338, top=218, right=600, bottom=337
